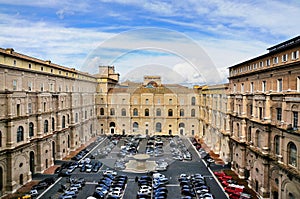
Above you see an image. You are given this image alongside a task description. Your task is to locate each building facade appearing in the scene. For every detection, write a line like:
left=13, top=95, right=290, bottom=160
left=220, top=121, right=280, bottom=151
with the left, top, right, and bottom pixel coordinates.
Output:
left=0, top=48, right=98, bottom=195
left=97, top=76, right=200, bottom=137
left=197, top=84, right=231, bottom=163
left=228, top=36, right=300, bottom=199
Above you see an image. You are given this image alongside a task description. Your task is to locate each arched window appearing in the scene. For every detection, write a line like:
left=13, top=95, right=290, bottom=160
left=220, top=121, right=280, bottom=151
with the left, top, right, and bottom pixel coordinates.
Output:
left=133, top=122, right=139, bottom=132
left=121, top=108, right=126, bottom=116
left=288, top=142, right=297, bottom=167
left=156, top=108, right=161, bottom=116
left=145, top=109, right=149, bottom=116
left=274, top=136, right=280, bottom=155
left=17, top=126, right=24, bottom=142
left=133, top=108, right=138, bottom=116
left=191, top=97, right=196, bottom=105
left=90, top=124, right=93, bottom=134
left=85, top=110, right=87, bottom=119
left=156, top=123, right=162, bottom=132
left=29, top=122, right=34, bottom=137
left=51, top=117, right=55, bottom=131
left=256, top=130, right=261, bottom=148
left=110, top=108, right=115, bottom=116
left=62, top=116, right=66, bottom=128
left=191, top=109, right=195, bottom=117
left=44, top=120, right=48, bottom=133
left=100, top=108, right=104, bottom=115
left=180, top=109, right=184, bottom=117
left=168, top=109, right=173, bottom=117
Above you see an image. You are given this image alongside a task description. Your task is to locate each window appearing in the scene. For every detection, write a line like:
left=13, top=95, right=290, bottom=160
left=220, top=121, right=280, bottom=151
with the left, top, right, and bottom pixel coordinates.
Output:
left=133, top=122, right=139, bottom=132
left=276, top=108, right=282, bottom=121
left=191, top=109, right=195, bottom=117
left=134, top=98, right=138, bottom=104
left=255, top=130, right=261, bottom=148
left=291, top=50, right=299, bottom=60
left=247, top=127, right=252, bottom=142
left=29, top=122, right=34, bottom=137
left=122, top=99, right=126, bottom=104
left=293, top=111, right=298, bottom=129
left=288, top=142, right=297, bottom=167
left=169, top=99, right=172, bottom=105
left=17, top=126, right=24, bottom=142
left=62, top=116, right=66, bottom=128
left=133, top=108, right=138, bottom=116
left=157, top=99, right=161, bottom=105
left=17, top=104, right=20, bottom=116
left=121, top=108, right=126, bottom=116
left=28, top=82, right=32, bottom=91
left=297, top=76, right=300, bottom=92
left=145, top=109, right=149, bottom=116
left=40, top=83, right=44, bottom=92
left=13, top=80, right=17, bottom=91
left=156, top=108, right=161, bottom=116
left=145, top=99, right=149, bottom=104
left=168, top=109, right=173, bottom=117
left=259, top=61, right=264, bottom=67
left=277, top=79, right=282, bottom=92
left=274, top=136, right=280, bottom=155
left=52, top=117, right=55, bottom=131
left=262, top=81, right=266, bottom=92
left=43, top=102, right=46, bottom=112
left=13, top=60, right=16, bottom=66
left=28, top=63, right=31, bottom=69
left=180, top=109, right=184, bottom=117
left=250, top=82, right=254, bottom=93
left=75, top=113, right=78, bottom=122
left=259, top=107, right=263, bottom=120
left=241, top=83, right=244, bottom=93
left=282, top=54, right=288, bottom=62
left=273, top=56, right=278, bottom=64
left=110, top=108, right=115, bottom=116
left=44, top=120, right=48, bottom=133
left=100, top=108, right=104, bottom=115
left=191, top=97, right=196, bottom=105
left=266, top=59, right=271, bottom=66
left=85, top=110, right=87, bottom=119
left=156, top=123, right=162, bottom=132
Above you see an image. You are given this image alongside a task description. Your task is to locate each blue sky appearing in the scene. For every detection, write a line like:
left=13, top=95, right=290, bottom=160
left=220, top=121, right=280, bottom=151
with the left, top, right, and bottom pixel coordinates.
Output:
left=1, top=0, right=300, bottom=84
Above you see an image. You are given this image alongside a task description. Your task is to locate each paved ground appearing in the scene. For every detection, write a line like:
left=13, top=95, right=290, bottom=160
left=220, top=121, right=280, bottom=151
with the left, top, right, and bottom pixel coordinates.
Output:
left=4, top=135, right=232, bottom=199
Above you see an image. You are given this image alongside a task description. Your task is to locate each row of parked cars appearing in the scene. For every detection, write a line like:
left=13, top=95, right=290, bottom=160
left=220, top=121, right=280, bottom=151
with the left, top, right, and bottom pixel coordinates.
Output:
left=170, top=137, right=192, bottom=161
left=214, top=171, right=252, bottom=199
left=136, top=173, right=169, bottom=199
left=93, top=169, right=128, bottom=199
left=191, top=138, right=215, bottom=164
left=58, top=177, right=86, bottom=199
left=178, top=173, right=214, bottom=199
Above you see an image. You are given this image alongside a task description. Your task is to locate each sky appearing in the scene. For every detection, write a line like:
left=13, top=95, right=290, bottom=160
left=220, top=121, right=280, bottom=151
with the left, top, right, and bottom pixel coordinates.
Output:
left=0, top=0, right=300, bottom=85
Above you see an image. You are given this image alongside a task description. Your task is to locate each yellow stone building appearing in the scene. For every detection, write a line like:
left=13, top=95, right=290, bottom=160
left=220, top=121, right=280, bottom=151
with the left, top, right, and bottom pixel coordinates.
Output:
left=228, top=36, right=300, bottom=199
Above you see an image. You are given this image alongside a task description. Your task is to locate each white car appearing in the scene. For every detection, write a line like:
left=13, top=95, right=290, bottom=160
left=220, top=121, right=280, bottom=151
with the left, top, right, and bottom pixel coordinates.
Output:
left=103, top=169, right=117, bottom=176
left=137, top=189, right=151, bottom=195
left=139, top=185, right=152, bottom=191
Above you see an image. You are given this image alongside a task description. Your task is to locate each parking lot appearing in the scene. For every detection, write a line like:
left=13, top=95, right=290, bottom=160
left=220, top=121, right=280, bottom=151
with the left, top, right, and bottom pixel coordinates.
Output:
left=29, top=135, right=228, bottom=199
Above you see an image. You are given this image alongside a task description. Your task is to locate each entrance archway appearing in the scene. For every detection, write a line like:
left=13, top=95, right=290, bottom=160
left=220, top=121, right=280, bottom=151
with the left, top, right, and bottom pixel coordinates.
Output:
left=179, top=123, right=185, bottom=135
left=110, top=122, right=116, bottom=134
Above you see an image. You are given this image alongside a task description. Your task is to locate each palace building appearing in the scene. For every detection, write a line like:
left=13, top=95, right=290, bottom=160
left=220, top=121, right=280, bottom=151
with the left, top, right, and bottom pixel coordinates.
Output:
left=228, top=36, right=300, bottom=199
left=0, top=35, right=299, bottom=199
